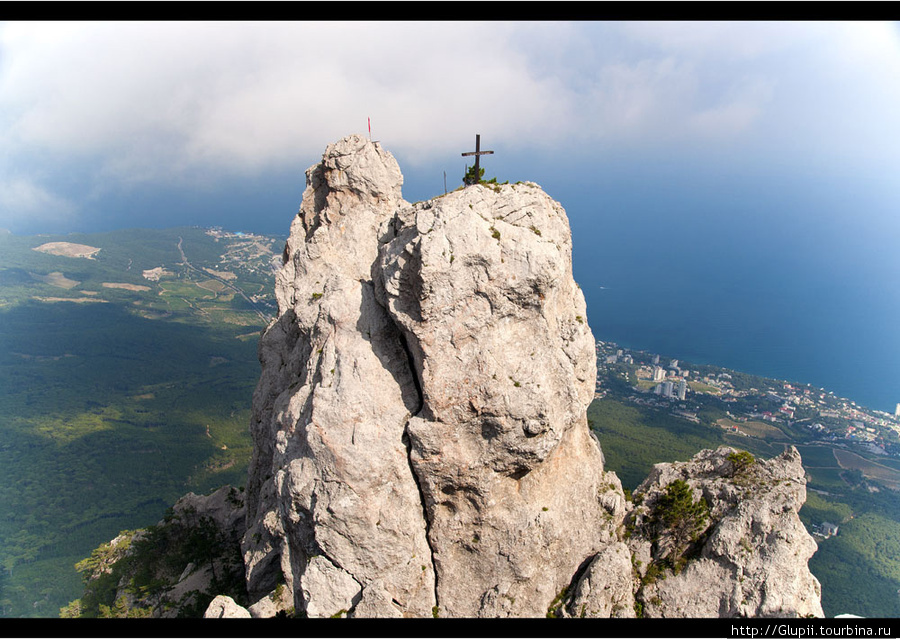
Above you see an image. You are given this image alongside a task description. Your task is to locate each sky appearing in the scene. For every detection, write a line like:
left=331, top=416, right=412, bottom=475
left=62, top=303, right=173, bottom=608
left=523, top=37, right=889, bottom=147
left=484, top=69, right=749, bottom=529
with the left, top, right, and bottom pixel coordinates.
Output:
left=1, top=19, right=900, bottom=410
left=1, top=20, right=899, bottom=234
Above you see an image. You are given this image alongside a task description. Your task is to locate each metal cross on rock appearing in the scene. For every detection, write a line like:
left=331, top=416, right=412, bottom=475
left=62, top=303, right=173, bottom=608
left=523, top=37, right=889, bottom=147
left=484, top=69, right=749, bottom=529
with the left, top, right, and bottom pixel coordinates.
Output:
left=461, top=134, right=494, bottom=185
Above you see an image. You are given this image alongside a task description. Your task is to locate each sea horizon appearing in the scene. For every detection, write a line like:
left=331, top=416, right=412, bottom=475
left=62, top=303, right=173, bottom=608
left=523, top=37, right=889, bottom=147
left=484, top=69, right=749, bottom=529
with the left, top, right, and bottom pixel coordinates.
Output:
left=563, top=164, right=899, bottom=417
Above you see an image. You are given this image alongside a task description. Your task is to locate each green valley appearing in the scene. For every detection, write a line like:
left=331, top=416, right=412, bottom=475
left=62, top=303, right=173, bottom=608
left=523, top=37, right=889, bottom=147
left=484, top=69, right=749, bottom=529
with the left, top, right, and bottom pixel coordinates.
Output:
left=2, top=225, right=899, bottom=619
left=0, top=227, right=282, bottom=617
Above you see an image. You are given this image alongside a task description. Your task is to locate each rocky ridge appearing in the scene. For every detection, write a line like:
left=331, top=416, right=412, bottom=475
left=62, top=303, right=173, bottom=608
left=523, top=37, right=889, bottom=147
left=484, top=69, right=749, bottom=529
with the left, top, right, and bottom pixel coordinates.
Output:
left=72, top=134, right=824, bottom=619
left=565, top=446, right=823, bottom=617
left=229, top=134, right=823, bottom=618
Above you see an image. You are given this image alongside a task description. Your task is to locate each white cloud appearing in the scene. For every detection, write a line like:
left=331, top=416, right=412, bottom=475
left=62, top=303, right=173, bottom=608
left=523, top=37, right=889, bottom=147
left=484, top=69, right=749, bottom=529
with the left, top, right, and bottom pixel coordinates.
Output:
left=0, top=177, right=76, bottom=228
left=687, top=75, right=776, bottom=138
left=616, top=20, right=823, bottom=60
left=0, top=21, right=576, bottom=181
left=0, top=20, right=898, bottom=210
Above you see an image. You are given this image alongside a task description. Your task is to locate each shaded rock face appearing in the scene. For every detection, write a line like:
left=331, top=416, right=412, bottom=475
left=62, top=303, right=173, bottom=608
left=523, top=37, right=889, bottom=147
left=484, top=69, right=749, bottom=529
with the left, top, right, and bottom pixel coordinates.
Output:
left=239, top=134, right=823, bottom=619
left=242, top=135, right=435, bottom=618
left=148, top=488, right=249, bottom=618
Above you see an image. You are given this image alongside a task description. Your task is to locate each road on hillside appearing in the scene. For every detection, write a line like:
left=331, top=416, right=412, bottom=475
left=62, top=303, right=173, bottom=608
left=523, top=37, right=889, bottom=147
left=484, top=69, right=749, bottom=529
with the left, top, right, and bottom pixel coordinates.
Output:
left=177, top=236, right=270, bottom=323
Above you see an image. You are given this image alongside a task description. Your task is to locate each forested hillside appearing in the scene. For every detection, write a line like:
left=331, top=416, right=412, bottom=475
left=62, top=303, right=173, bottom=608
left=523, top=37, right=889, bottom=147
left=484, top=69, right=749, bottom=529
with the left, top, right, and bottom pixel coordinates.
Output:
left=0, top=227, right=281, bottom=617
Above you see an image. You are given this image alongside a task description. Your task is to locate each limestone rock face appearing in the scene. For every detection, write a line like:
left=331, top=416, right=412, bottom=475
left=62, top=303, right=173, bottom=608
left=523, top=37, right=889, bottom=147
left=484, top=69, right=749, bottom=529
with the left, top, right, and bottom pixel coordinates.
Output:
left=242, top=134, right=434, bottom=618
left=241, top=135, right=619, bottom=617
left=375, top=181, right=622, bottom=617
left=204, top=595, right=251, bottom=618
left=562, top=542, right=636, bottom=618
left=174, top=486, right=246, bottom=539
left=625, top=446, right=823, bottom=618
left=246, top=584, right=293, bottom=618
left=238, top=134, right=823, bottom=619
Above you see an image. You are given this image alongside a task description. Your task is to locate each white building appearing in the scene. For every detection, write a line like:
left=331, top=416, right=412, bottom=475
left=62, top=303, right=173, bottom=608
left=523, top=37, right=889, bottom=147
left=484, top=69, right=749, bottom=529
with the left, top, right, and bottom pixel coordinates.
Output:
left=653, top=381, right=674, bottom=398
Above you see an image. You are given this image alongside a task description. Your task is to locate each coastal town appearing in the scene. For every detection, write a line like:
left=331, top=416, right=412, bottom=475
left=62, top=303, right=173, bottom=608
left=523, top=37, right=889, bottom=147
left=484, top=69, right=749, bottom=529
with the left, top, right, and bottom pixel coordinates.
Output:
left=595, top=340, right=900, bottom=461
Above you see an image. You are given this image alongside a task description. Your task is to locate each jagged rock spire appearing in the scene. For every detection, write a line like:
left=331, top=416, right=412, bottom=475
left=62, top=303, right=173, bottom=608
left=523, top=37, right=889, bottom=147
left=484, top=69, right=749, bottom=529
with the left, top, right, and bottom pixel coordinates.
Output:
left=237, top=134, right=824, bottom=619
left=240, top=134, right=621, bottom=617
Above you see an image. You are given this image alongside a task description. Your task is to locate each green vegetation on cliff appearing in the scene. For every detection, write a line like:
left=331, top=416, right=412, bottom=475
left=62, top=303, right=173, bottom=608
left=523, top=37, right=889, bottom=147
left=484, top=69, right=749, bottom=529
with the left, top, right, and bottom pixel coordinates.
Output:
left=61, top=491, right=247, bottom=618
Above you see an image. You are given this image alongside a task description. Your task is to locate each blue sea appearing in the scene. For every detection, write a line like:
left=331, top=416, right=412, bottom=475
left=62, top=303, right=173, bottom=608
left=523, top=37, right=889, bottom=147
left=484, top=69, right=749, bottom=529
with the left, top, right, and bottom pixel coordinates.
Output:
left=555, top=160, right=900, bottom=415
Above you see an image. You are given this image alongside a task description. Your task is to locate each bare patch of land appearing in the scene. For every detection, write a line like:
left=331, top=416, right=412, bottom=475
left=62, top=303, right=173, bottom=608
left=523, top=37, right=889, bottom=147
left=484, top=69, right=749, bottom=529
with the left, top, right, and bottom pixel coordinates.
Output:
left=688, top=380, right=722, bottom=394
left=142, top=267, right=173, bottom=281
left=833, top=448, right=900, bottom=489
left=31, top=271, right=80, bottom=289
left=32, top=296, right=107, bottom=303
left=203, top=268, right=237, bottom=280
left=717, top=417, right=789, bottom=440
left=32, top=242, right=101, bottom=259
left=102, top=282, right=152, bottom=292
